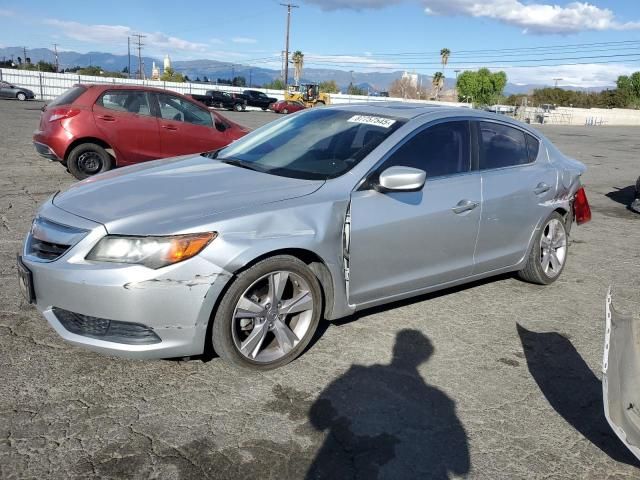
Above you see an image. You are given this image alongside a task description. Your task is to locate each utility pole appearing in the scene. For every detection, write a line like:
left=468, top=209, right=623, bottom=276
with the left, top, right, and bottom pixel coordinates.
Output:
left=23, top=47, right=28, bottom=64
left=454, top=69, right=460, bottom=99
left=249, top=69, right=252, bottom=87
left=53, top=43, right=59, bottom=72
left=132, top=34, right=146, bottom=79
left=127, top=36, right=131, bottom=79
left=280, top=3, right=298, bottom=88
left=553, top=78, right=563, bottom=88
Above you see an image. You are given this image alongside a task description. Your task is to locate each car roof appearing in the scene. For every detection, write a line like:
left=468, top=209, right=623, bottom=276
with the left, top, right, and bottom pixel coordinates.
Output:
left=77, top=83, right=185, bottom=94
left=325, top=102, right=542, bottom=135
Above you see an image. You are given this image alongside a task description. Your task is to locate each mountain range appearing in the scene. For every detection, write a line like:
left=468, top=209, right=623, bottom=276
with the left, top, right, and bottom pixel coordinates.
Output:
left=0, top=46, right=608, bottom=94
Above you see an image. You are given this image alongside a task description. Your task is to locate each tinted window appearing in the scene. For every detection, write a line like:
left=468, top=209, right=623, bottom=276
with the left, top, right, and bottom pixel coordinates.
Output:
left=97, top=91, right=151, bottom=116
left=158, top=94, right=213, bottom=127
left=479, top=121, right=530, bottom=169
left=384, top=121, right=471, bottom=178
left=525, top=133, right=540, bottom=163
left=48, top=85, right=86, bottom=107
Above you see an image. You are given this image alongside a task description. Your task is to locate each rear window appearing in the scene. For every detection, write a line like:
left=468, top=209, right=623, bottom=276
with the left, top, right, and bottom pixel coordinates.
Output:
left=478, top=121, right=530, bottom=170
left=47, top=86, right=87, bottom=107
left=525, top=133, right=540, bottom=163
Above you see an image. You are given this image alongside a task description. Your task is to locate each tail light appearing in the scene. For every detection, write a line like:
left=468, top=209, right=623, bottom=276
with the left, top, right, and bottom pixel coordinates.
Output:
left=48, top=108, right=81, bottom=122
left=574, top=187, right=592, bottom=224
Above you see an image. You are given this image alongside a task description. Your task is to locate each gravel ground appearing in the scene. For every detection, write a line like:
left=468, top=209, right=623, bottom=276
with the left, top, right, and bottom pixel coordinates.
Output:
left=0, top=99, right=639, bottom=479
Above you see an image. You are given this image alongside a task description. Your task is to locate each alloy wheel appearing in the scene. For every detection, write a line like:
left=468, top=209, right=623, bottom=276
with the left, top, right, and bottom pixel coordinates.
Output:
left=231, top=270, right=314, bottom=363
left=539, top=218, right=567, bottom=278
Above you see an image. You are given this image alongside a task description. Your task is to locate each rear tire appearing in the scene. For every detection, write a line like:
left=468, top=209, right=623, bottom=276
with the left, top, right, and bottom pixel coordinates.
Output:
left=212, top=255, right=322, bottom=370
left=16, top=92, right=27, bottom=101
left=234, top=103, right=243, bottom=112
left=67, top=143, right=113, bottom=180
left=282, top=108, right=289, bottom=114
left=518, top=212, right=568, bottom=285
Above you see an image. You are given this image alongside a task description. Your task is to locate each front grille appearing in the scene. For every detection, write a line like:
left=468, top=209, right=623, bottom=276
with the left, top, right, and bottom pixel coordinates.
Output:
left=26, top=217, right=87, bottom=261
left=29, top=238, right=70, bottom=260
left=53, top=308, right=161, bottom=345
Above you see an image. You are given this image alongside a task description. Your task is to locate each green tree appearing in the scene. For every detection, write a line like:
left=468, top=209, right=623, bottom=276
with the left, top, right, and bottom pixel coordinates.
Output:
left=160, top=68, right=185, bottom=82
left=456, top=68, right=508, bottom=105
left=291, top=50, right=304, bottom=85
left=232, top=76, right=246, bottom=87
left=440, top=48, right=450, bottom=76
left=319, top=80, right=339, bottom=93
left=347, top=84, right=366, bottom=95
left=263, top=78, right=285, bottom=90
left=23, top=61, right=57, bottom=72
left=432, top=71, right=444, bottom=99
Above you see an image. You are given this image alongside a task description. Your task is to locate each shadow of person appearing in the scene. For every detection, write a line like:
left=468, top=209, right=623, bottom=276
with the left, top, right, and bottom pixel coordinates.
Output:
left=306, top=329, right=470, bottom=480
left=517, top=324, right=639, bottom=466
left=605, top=185, right=637, bottom=208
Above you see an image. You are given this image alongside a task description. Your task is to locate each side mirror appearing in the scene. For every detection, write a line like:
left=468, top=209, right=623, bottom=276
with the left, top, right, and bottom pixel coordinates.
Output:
left=377, top=166, right=426, bottom=192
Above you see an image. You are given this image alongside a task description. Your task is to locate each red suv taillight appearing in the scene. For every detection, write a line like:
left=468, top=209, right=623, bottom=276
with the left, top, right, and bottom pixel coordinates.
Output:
left=574, top=187, right=591, bottom=224
left=48, top=107, right=81, bottom=122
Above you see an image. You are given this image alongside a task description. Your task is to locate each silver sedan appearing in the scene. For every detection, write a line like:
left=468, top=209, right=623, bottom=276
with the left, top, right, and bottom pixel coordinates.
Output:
left=18, top=104, right=591, bottom=369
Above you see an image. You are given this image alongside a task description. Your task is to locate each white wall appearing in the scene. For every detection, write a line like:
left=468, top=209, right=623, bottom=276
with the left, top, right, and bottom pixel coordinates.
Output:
left=0, top=68, right=470, bottom=108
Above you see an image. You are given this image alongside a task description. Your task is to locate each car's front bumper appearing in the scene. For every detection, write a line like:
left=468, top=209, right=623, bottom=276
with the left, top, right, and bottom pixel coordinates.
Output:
left=21, top=202, right=232, bottom=359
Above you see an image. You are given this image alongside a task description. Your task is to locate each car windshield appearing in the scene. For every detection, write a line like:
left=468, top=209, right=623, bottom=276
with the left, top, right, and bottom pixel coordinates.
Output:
left=209, top=108, right=405, bottom=180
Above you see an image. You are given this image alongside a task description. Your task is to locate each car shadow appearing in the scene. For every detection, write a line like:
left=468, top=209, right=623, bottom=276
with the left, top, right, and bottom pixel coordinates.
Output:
left=605, top=185, right=636, bottom=208
left=517, top=324, right=639, bottom=466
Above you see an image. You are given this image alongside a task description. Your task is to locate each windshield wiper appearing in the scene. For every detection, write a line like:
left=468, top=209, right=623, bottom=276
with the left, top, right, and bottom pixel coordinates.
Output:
left=217, top=157, right=262, bottom=172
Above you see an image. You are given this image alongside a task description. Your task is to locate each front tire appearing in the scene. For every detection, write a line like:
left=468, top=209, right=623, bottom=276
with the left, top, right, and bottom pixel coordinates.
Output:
left=212, top=255, right=322, bottom=370
left=67, top=143, right=113, bottom=180
left=234, top=103, right=243, bottom=112
left=518, top=212, right=568, bottom=285
left=282, top=108, right=289, bottom=114
left=16, top=92, right=27, bottom=101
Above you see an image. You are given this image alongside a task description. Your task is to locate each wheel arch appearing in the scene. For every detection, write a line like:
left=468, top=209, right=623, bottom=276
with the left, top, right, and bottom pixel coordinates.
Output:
left=228, top=248, right=335, bottom=321
left=64, top=137, right=117, bottom=163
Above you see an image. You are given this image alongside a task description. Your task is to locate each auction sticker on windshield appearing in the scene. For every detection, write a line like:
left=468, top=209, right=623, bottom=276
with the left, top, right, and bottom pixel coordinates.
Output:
left=347, top=115, right=396, bottom=128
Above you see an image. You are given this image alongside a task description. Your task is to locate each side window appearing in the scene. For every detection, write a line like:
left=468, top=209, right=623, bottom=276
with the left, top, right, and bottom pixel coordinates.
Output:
left=525, top=133, right=540, bottom=163
left=97, top=91, right=151, bottom=116
left=157, top=94, right=213, bottom=127
left=383, top=121, right=471, bottom=178
left=479, top=121, right=530, bottom=169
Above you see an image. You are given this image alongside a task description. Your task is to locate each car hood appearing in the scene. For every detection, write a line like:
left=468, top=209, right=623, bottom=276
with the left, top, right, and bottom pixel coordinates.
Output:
left=52, top=155, right=324, bottom=235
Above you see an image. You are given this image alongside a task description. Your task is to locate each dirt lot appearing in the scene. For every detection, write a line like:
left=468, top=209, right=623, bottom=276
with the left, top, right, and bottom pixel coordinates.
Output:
left=1, top=99, right=639, bottom=479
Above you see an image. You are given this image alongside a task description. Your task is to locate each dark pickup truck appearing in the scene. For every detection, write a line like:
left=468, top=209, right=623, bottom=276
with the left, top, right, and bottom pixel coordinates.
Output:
left=189, top=90, right=246, bottom=111
left=241, top=90, right=278, bottom=110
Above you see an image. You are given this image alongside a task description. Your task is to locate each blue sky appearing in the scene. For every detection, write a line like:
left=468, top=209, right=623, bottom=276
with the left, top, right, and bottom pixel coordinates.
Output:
left=1, top=0, right=639, bottom=86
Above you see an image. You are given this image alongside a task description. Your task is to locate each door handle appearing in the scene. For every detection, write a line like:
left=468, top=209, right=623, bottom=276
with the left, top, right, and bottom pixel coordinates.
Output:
left=97, top=115, right=115, bottom=122
left=533, top=182, right=550, bottom=195
left=451, top=199, right=479, bottom=214
left=161, top=124, right=178, bottom=131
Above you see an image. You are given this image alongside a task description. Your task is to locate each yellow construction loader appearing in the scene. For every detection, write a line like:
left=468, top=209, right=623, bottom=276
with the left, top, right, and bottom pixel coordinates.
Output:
left=284, top=83, right=331, bottom=107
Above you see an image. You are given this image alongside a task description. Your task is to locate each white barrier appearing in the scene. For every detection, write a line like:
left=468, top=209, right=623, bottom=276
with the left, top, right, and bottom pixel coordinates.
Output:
left=0, top=68, right=470, bottom=108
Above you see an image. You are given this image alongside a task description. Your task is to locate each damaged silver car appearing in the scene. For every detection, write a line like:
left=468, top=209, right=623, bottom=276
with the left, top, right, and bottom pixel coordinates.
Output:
left=603, top=289, right=640, bottom=460
left=18, top=104, right=591, bottom=369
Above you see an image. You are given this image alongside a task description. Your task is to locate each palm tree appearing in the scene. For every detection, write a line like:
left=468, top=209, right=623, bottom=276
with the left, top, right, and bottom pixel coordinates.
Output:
left=432, top=72, right=444, bottom=100
left=291, top=51, right=304, bottom=86
left=440, top=48, right=450, bottom=75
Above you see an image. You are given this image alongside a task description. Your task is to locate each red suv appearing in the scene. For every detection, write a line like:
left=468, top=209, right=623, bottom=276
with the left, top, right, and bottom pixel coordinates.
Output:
left=33, top=84, right=248, bottom=179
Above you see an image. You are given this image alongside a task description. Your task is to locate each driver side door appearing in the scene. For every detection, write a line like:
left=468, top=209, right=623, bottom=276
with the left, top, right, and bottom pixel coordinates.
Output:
left=348, top=120, right=482, bottom=306
left=154, top=93, right=225, bottom=157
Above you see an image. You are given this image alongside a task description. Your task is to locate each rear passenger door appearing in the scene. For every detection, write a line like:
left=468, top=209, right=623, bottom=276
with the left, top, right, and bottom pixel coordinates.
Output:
left=92, top=90, right=161, bottom=165
left=473, top=121, right=558, bottom=273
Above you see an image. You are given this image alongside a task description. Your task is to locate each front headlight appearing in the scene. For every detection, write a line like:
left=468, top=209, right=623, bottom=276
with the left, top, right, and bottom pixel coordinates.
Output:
left=86, top=232, right=216, bottom=269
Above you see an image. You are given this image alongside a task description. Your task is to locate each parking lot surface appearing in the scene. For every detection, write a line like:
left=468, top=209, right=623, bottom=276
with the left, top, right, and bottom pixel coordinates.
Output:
left=1, top=99, right=639, bottom=479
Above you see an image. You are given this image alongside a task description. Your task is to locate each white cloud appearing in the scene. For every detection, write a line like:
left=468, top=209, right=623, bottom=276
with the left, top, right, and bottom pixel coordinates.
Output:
left=232, top=37, right=257, bottom=44
left=422, top=0, right=640, bottom=34
left=43, top=19, right=208, bottom=52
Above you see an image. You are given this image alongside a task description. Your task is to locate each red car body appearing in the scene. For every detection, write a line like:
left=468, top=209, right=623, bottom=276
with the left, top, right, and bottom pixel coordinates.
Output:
left=268, top=100, right=306, bottom=114
left=33, top=84, right=248, bottom=174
